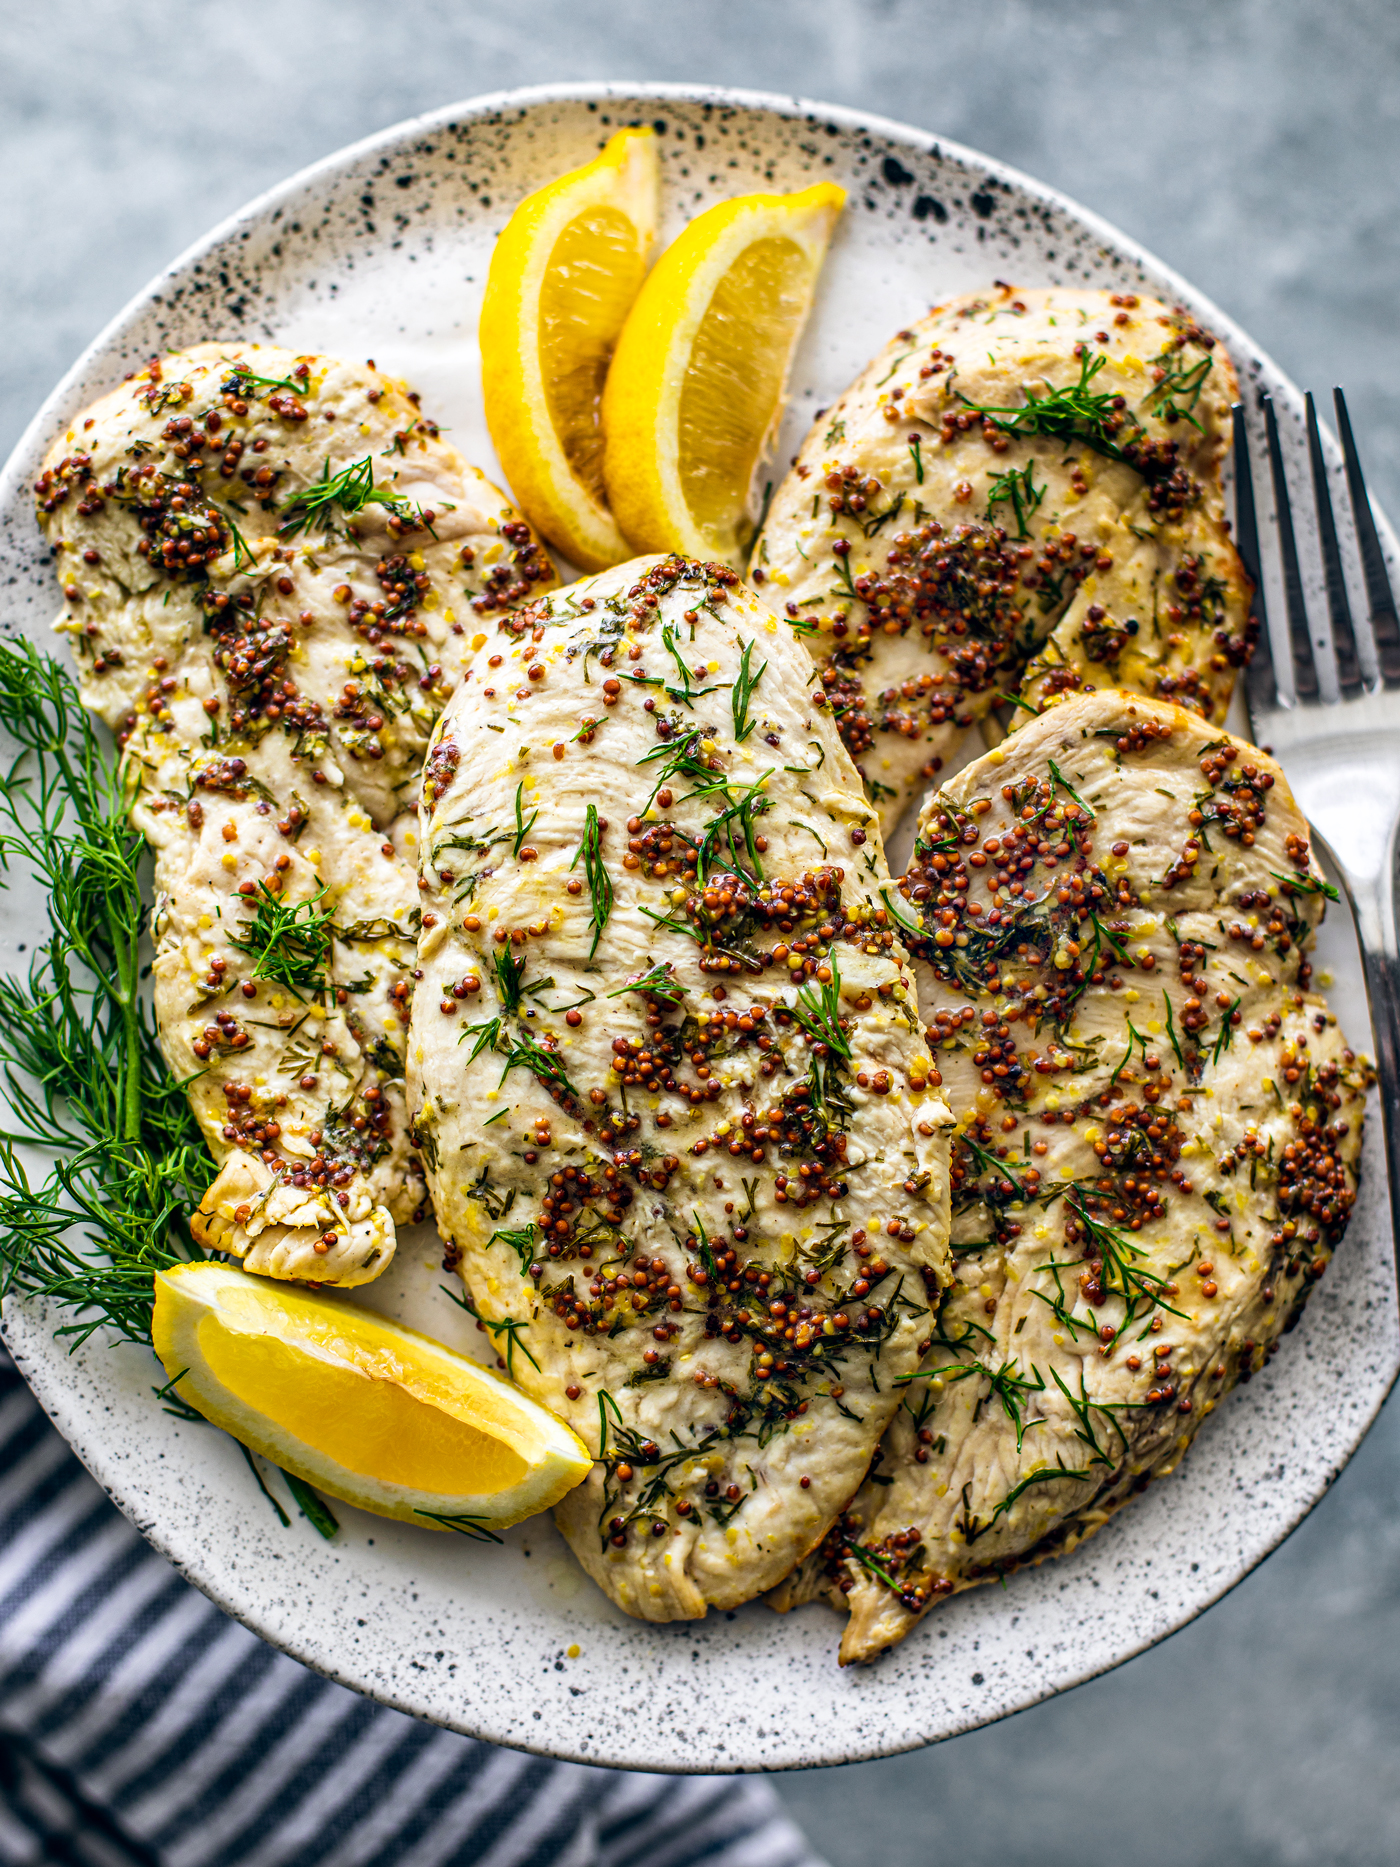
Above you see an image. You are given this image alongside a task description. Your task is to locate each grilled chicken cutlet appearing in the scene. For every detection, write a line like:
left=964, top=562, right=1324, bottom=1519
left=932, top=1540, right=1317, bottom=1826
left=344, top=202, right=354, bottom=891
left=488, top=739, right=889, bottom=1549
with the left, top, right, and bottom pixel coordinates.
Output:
left=410, top=554, right=952, bottom=1621
left=35, top=343, right=555, bottom=1284
left=751, top=286, right=1252, bottom=839
left=772, top=693, right=1367, bottom=1661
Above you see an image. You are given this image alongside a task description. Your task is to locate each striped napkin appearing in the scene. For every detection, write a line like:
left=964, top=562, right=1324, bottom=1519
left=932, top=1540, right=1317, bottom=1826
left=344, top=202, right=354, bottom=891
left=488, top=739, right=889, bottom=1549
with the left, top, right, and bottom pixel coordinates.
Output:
left=0, top=1348, right=827, bottom=1867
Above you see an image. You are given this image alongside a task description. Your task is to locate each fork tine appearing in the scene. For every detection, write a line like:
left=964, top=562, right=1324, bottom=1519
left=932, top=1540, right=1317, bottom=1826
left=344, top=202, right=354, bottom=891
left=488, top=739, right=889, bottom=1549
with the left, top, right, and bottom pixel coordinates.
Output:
left=1305, top=391, right=1363, bottom=694
left=1232, top=403, right=1279, bottom=721
left=1333, top=388, right=1400, bottom=686
left=1263, top=396, right=1320, bottom=703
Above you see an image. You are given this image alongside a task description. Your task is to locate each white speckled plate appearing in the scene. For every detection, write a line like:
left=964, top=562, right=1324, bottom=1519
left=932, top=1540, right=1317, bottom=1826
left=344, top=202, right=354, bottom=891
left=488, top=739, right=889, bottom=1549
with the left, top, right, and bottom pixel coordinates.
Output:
left=1, top=83, right=1396, bottom=1773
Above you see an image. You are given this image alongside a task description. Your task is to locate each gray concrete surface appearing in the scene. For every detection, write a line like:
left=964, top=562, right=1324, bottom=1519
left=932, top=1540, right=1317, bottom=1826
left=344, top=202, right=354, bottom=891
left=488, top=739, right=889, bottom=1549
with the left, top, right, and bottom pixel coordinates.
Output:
left=3, top=2, right=1399, bottom=1861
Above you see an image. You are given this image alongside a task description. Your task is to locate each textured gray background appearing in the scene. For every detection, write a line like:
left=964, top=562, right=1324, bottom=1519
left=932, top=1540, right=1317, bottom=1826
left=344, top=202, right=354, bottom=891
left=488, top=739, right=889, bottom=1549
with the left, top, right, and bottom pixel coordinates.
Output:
left=3, top=2, right=1399, bottom=1862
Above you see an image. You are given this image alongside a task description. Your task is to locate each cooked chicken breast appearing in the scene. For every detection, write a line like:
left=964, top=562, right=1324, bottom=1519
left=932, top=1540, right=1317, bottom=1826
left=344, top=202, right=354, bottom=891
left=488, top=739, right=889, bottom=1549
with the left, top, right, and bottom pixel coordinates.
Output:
left=35, top=343, right=555, bottom=1284
left=770, top=692, right=1367, bottom=1661
left=409, top=553, right=952, bottom=1620
left=751, top=287, right=1251, bottom=838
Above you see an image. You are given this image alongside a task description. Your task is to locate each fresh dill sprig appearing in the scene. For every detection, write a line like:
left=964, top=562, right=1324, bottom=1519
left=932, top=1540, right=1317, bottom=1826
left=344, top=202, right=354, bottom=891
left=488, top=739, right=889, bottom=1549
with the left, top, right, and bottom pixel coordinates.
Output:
left=282, top=1471, right=339, bottom=1539
left=958, top=349, right=1126, bottom=462
left=1083, top=910, right=1131, bottom=977
left=596, top=1387, right=624, bottom=1459
left=1046, top=759, right=1097, bottom=820
left=1161, top=990, right=1186, bottom=1070
left=220, top=506, right=256, bottom=573
left=459, top=1013, right=505, bottom=1062
left=221, top=362, right=310, bottom=400
left=1066, top=1189, right=1188, bottom=1330
left=0, top=640, right=215, bottom=1348
left=1048, top=1363, right=1148, bottom=1467
left=1141, top=352, right=1213, bottom=433
left=227, top=883, right=335, bottom=1000
left=862, top=494, right=906, bottom=539
left=691, top=1210, right=719, bottom=1280
left=790, top=970, right=852, bottom=1059
left=1108, top=1018, right=1149, bottom=1090
left=238, top=1444, right=291, bottom=1526
left=789, top=968, right=853, bottom=1120
left=492, top=945, right=527, bottom=1015
left=636, top=729, right=717, bottom=805
left=986, top=459, right=1045, bottom=538
left=692, top=772, right=773, bottom=885
left=895, top=1346, right=1046, bottom=1454
left=831, top=553, right=859, bottom=602
left=500, top=1033, right=579, bottom=1104
left=606, top=961, right=688, bottom=1004
left=1211, top=996, right=1242, bottom=1065
left=442, top=1285, right=541, bottom=1377
left=1270, top=869, right=1340, bottom=903
left=415, top=1508, right=504, bottom=1544
left=277, top=456, right=416, bottom=539
left=958, top=1130, right=1031, bottom=1200
left=844, top=1538, right=906, bottom=1595
left=510, top=782, right=539, bottom=859
left=962, top=1459, right=1093, bottom=1545
left=659, top=624, right=723, bottom=709
left=570, top=803, right=612, bottom=957
left=489, top=1221, right=540, bottom=1277
left=730, top=637, right=767, bottom=744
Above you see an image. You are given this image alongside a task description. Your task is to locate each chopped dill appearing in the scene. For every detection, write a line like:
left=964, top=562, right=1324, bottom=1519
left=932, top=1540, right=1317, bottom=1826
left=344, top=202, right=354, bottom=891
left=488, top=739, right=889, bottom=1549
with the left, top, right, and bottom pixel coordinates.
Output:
left=958, top=349, right=1125, bottom=462
left=500, top=1033, right=579, bottom=1104
left=227, top=882, right=335, bottom=1000
left=1141, top=352, right=1213, bottom=433
left=1161, top=990, right=1186, bottom=1069
left=489, top=1221, right=540, bottom=1277
left=1046, top=759, right=1096, bottom=820
left=278, top=456, right=422, bottom=539
left=441, top=1285, right=540, bottom=1377
left=1270, top=869, right=1340, bottom=903
left=730, top=637, right=767, bottom=744
left=492, top=945, right=527, bottom=1015
left=831, top=553, right=859, bottom=603
left=659, top=623, right=722, bottom=709
left=415, top=1509, right=504, bottom=1544
left=570, top=804, right=612, bottom=957
left=282, top=1471, right=339, bottom=1540
left=985, top=459, right=1045, bottom=538
left=510, top=782, right=539, bottom=859
left=606, top=961, right=687, bottom=1004
left=220, top=361, right=309, bottom=400
left=1211, top=996, right=1242, bottom=1064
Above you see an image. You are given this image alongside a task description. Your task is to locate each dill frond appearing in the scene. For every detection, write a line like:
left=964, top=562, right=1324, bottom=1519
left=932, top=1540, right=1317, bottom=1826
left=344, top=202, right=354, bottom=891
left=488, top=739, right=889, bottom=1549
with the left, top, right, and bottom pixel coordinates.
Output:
left=0, top=640, right=214, bottom=1348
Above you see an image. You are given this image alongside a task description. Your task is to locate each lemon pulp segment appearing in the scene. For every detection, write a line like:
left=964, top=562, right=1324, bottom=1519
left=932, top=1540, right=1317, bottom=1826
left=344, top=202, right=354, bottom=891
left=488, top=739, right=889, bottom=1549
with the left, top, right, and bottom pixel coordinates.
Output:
left=539, top=205, right=647, bottom=504
left=677, top=236, right=812, bottom=541
left=196, top=1314, right=531, bottom=1495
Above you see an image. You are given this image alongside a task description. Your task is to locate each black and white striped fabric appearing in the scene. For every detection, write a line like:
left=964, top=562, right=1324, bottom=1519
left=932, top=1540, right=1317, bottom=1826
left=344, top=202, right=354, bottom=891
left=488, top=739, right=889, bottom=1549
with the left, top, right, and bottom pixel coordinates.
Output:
left=0, top=1349, right=827, bottom=1867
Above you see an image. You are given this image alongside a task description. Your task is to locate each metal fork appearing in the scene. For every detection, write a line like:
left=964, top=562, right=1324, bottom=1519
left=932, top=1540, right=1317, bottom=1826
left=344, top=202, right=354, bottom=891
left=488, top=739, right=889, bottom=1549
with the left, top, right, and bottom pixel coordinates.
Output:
left=1233, top=391, right=1400, bottom=1259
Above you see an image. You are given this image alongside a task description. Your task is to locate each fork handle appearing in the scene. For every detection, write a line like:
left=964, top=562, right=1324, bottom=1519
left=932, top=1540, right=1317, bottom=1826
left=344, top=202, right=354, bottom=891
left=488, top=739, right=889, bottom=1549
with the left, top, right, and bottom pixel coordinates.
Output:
left=1343, top=856, right=1400, bottom=1273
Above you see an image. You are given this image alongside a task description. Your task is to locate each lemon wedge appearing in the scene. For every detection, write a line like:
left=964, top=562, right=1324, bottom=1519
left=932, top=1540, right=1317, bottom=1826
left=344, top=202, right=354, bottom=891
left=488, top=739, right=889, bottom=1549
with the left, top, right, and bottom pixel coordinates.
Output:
left=152, top=1262, right=589, bottom=1530
left=480, top=127, right=660, bottom=571
left=601, top=183, right=845, bottom=568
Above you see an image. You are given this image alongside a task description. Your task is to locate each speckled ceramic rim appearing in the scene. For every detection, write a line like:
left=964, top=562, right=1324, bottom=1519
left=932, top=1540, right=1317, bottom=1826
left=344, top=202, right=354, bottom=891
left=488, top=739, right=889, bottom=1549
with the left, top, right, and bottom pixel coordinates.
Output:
left=2, top=82, right=1396, bottom=1774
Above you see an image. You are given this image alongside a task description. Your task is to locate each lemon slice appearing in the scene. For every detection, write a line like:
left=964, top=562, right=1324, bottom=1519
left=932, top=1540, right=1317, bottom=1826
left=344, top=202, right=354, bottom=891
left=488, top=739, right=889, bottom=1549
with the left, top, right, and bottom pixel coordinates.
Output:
left=480, top=127, right=660, bottom=572
left=153, top=1262, right=589, bottom=1530
left=601, top=183, right=845, bottom=568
